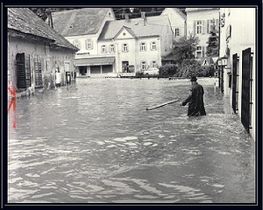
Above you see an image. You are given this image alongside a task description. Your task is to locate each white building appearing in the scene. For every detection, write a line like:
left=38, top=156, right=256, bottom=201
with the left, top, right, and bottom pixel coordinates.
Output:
left=97, top=15, right=173, bottom=74
left=161, top=8, right=187, bottom=40
left=53, top=9, right=174, bottom=76
left=185, top=8, right=219, bottom=62
left=8, top=8, right=78, bottom=94
left=219, top=8, right=256, bottom=140
left=52, top=8, right=115, bottom=77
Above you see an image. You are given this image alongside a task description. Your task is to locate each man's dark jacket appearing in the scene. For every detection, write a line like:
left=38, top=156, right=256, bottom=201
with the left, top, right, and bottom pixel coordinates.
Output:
left=182, top=83, right=206, bottom=116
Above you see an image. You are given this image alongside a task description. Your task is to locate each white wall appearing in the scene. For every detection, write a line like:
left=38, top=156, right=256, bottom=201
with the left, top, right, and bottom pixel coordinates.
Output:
left=65, top=10, right=115, bottom=58
left=162, top=8, right=186, bottom=39
left=136, top=37, right=161, bottom=70
left=220, top=8, right=256, bottom=140
left=8, top=35, right=76, bottom=89
left=186, top=8, right=219, bottom=56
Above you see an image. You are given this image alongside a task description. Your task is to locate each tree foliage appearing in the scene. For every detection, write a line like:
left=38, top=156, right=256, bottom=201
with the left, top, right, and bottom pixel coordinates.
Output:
left=171, top=36, right=199, bottom=65
left=206, top=20, right=219, bottom=57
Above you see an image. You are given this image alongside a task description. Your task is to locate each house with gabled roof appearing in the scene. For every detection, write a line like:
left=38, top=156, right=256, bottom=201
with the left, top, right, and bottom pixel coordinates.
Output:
left=97, top=14, right=173, bottom=74
left=185, top=8, right=219, bottom=61
left=161, top=8, right=187, bottom=40
left=52, top=8, right=115, bottom=76
left=8, top=8, right=78, bottom=94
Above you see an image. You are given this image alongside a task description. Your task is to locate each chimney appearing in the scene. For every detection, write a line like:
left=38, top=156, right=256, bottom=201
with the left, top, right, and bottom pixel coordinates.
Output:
left=125, top=13, right=130, bottom=22
left=141, top=12, right=147, bottom=25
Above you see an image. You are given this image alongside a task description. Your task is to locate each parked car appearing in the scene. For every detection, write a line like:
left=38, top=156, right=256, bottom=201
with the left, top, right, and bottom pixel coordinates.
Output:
left=143, top=67, right=159, bottom=76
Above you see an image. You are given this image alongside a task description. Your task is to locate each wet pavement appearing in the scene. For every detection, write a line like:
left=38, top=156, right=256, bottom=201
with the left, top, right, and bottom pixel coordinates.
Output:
left=8, top=78, right=255, bottom=203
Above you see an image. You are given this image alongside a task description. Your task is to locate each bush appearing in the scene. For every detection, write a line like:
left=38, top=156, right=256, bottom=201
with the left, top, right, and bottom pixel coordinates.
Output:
left=176, top=59, right=201, bottom=78
left=159, top=64, right=178, bottom=77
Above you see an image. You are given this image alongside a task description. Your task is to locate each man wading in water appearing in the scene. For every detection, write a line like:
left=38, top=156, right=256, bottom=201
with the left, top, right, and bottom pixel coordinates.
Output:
left=181, top=76, right=206, bottom=116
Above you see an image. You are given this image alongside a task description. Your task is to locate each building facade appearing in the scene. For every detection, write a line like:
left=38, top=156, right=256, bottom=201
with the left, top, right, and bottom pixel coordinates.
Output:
left=8, top=8, right=78, bottom=95
left=161, top=8, right=187, bottom=40
left=52, top=9, right=174, bottom=77
left=219, top=8, right=256, bottom=140
left=52, top=8, right=115, bottom=77
left=186, top=8, right=219, bottom=61
left=97, top=15, right=173, bottom=75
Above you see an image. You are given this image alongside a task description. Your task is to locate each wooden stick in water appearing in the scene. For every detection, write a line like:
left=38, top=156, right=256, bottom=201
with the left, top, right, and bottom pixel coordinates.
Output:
left=146, top=99, right=180, bottom=111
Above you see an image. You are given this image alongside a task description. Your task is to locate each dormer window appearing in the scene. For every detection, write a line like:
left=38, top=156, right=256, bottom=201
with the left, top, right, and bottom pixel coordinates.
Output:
left=85, top=39, right=93, bottom=50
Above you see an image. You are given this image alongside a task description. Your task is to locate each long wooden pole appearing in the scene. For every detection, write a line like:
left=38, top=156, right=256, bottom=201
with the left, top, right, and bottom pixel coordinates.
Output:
left=146, top=99, right=180, bottom=111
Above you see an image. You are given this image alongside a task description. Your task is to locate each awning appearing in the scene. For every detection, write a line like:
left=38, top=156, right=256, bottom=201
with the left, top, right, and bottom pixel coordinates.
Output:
left=74, top=57, right=115, bottom=66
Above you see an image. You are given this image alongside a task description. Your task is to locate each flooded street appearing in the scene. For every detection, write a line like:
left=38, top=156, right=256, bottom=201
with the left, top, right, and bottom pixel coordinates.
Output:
left=8, top=78, right=255, bottom=203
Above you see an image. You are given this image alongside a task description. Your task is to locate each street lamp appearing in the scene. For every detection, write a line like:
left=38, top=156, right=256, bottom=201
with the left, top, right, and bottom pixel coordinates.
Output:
left=129, top=8, right=134, bottom=13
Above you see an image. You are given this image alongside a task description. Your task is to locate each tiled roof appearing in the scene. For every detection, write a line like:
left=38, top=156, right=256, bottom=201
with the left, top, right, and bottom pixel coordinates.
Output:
left=99, top=15, right=171, bottom=40
left=74, top=57, right=115, bottom=66
left=171, top=8, right=187, bottom=19
left=52, top=8, right=112, bottom=36
left=8, top=8, right=78, bottom=51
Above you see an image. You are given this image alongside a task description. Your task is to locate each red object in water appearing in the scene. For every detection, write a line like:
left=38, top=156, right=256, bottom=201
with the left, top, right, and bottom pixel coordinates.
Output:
left=8, top=86, right=16, bottom=128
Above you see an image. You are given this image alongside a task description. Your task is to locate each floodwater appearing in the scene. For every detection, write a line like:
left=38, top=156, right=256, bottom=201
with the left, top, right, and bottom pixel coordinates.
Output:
left=8, top=78, right=255, bottom=203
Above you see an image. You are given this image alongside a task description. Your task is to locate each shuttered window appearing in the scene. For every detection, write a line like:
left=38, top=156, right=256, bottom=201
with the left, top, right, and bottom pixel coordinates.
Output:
left=25, top=54, right=31, bottom=88
left=16, top=53, right=27, bottom=89
left=196, top=21, right=202, bottom=34
left=34, top=57, right=43, bottom=88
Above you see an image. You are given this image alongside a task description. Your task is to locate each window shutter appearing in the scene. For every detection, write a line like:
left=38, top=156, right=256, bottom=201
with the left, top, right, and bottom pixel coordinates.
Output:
left=207, top=20, right=210, bottom=33
left=216, top=19, right=219, bottom=31
left=202, top=20, right=206, bottom=34
left=202, top=46, right=205, bottom=57
left=193, top=21, right=196, bottom=35
left=25, top=54, right=31, bottom=88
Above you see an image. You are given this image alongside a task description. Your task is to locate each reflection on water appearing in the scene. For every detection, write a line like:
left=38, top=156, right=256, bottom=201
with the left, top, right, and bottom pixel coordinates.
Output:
left=8, top=78, right=255, bottom=203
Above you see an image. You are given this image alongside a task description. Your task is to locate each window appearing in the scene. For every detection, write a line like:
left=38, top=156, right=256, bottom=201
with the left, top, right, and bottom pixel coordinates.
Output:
left=150, top=42, right=157, bottom=51
left=175, top=28, right=180, bottom=37
left=196, top=21, right=202, bottom=34
left=140, top=42, right=146, bottom=51
left=101, top=45, right=106, bottom=54
left=196, top=46, right=202, bottom=58
left=141, top=61, right=147, bottom=70
left=72, top=40, right=80, bottom=49
left=85, top=39, right=93, bottom=50
left=122, top=43, right=128, bottom=52
left=152, top=61, right=157, bottom=67
left=110, top=44, right=115, bottom=53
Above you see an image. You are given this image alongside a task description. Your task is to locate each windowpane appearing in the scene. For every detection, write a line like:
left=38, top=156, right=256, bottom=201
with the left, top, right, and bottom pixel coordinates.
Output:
left=141, top=61, right=146, bottom=70
left=140, top=42, right=146, bottom=51
left=175, top=28, right=180, bottom=36
left=101, top=45, right=106, bottom=53
left=122, top=44, right=128, bottom=52
left=85, top=39, right=93, bottom=50
left=151, top=42, right=157, bottom=50
left=196, top=21, right=202, bottom=34
left=110, top=44, right=115, bottom=53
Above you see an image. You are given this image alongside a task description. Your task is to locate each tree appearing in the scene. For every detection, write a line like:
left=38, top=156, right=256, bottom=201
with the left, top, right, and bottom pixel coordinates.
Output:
left=171, top=35, right=199, bottom=65
left=206, top=19, right=219, bottom=57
